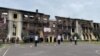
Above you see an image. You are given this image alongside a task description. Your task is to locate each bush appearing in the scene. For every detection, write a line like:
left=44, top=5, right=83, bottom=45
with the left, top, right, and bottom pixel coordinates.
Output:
left=0, top=43, right=2, bottom=48
left=72, top=33, right=80, bottom=40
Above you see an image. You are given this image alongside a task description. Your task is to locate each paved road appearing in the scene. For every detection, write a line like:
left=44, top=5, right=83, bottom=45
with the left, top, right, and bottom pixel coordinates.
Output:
left=0, top=42, right=100, bottom=56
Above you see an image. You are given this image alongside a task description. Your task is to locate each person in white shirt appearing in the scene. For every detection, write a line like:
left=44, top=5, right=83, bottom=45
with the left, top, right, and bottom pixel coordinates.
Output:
left=34, top=34, right=39, bottom=47
left=57, top=34, right=61, bottom=45
left=74, top=36, right=77, bottom=45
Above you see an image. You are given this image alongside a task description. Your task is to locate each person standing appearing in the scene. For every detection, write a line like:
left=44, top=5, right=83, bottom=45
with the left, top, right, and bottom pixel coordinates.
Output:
left=74, top=36, right=77, bottom=45
left=34, top=34, right=39, bottom=47
left=57, top=34, right=61, bottom=45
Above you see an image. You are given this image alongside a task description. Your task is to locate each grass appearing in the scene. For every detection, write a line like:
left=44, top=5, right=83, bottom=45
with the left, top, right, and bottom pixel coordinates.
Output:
left=76, top=41, right=100, bottom=45
left=0, top=43, right=11, bottom=49
left=3, top=40, right=100, bottom=46
left=89, top=41, right=100, bottom=45
left=0, top=44, right=3, bottom=48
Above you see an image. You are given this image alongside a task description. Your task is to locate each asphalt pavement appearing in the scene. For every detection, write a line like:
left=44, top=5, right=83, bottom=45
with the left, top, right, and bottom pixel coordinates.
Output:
left=0, top=42, right=100, bottom=56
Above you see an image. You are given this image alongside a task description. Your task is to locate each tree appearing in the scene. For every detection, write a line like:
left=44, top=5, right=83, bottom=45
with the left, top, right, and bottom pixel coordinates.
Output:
left=0, top=23, right=7, bottom=43
left=72, top=33, right=80, bottom=40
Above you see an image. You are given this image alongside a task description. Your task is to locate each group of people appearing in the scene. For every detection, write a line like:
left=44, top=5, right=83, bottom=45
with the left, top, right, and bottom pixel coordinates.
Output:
left=56, top=34, right=77, bottom=45
left=34, top=34, right=78, bottom=47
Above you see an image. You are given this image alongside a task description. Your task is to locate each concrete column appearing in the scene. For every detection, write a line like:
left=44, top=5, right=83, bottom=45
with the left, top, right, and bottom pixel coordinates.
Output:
left=7, top=11, right=13, bottom=39
left=86, top=34, right=88, bottom=40
left=40, top=31, right=43, bottom=38
left=75, top=20, right=79, bottom=34
left=70, top=28, right=73, bottom=41
left=48, top=36, right=50, bottom=43
left=81, top=34, right=84, bottom=40
left=7, top=10, right=22, bottom=42
left=88, top=34, right=91, bottom=41
left=66, top=35, right=68, bottom=40
left=16, top=13, right=22, bottom=41
left=52, top=36, right=54, bottom=43
left=85, top=35, right=88, bottom=40
left=4, top=16, right=7, bottom=24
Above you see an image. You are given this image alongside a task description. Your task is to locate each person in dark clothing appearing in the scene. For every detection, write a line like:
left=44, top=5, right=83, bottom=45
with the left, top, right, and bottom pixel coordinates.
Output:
left=34, top=34, right=39, bottom=47
left=96, top=37, right=99, bottom=42
left=69, top=37, right=73, bottom=42
left=16, top=37, right=19, bottom=43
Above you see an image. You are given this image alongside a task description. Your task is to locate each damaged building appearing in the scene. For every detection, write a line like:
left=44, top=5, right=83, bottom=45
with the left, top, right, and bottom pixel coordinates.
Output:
left=0, top=7, right=100, bottom=43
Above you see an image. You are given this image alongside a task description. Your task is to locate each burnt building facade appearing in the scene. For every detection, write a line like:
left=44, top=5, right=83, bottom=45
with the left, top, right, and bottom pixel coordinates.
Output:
left=0, top=7, right=50, bottom=42
left=55, top=16, right=100, bottom=41
left=55, top=16, right=72, bottom=41
left=0, top=8, right=8, bottom=42
left=93, top=23, right=100, bottom=40
left=22, top=10, right=50, bottom=42
left=47, top=20, right=57, bottom=42
left=0, top=7, right=100, bottom=43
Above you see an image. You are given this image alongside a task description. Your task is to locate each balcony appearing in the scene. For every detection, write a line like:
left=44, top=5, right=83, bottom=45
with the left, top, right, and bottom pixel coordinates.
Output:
left=23, top=17, right=35, bottom=22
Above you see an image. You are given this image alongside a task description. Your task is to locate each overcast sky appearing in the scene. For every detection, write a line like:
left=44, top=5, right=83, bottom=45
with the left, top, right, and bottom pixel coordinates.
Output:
left=0, top=0, right=100, bottom=23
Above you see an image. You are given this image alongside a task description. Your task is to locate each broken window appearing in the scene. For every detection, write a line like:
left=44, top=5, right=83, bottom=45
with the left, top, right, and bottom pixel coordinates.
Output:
left=13, top=22, right=16, bottom=35
left=13, top=13, right=17, bottom=19
left=58, top=25, right=62, bottom=29
left=24, top=15, right=28, bottom=18
left=53, top=24, right=55, bottom=27
left=44, top=18, right=47, bottom=20
left=72, top=28, right=75, bottom=32
left=97, top=24, right=99, bottom=28
left=13, top=32, right=16, bottom=35
left=13, top=27, right=16, bottom=36
left=58, top=20, right=61, bottom=22
left=38, top=17, right=41, bottom=20
left=53, top=30, right=55, bottom=32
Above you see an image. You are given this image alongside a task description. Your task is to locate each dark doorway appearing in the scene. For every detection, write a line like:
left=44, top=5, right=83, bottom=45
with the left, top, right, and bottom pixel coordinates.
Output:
left=29, top=31, right=35, bottom=42
left=50, top=36, right=52, bottom=42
